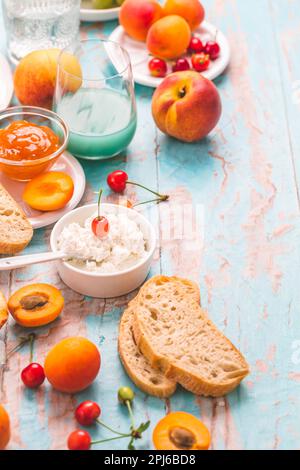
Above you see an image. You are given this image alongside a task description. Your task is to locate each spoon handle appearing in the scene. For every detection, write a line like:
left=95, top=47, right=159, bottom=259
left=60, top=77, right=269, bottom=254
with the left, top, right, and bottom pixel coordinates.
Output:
left=0, top=252, right=65, bottom=271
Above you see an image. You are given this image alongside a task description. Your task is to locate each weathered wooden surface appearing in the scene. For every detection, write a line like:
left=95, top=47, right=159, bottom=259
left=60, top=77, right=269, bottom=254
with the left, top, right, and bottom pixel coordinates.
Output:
left=1, top=0, right=300, bottom=450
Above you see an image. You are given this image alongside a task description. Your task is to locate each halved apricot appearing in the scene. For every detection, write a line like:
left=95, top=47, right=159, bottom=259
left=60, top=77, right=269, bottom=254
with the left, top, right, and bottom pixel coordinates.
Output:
left=153, top=411, right=210, bottom=450
left=8, top=284, right=64, bottom=328
left=0, top=404, right=10, bottom=450
left=0, top=291, right=8, bottom=330
left=23, top=171, right=74, bottom=212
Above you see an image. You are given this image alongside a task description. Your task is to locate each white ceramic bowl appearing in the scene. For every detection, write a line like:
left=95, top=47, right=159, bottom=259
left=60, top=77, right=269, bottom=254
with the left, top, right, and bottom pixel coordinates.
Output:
left=50, top=203, right=156, bottom=298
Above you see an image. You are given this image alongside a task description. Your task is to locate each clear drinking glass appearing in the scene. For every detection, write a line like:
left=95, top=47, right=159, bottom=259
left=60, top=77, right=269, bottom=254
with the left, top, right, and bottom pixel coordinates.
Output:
left=53, top=39, right=137, bottom=160
left=2, top=0, right=81, bottom=64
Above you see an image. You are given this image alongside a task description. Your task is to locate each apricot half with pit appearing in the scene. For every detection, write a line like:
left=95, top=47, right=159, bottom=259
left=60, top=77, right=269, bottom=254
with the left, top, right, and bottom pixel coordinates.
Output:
left=0, top=291, right=8, bottom=330
left=8, top=284, right=64, bottom=328
left=153, top=411, right=210, bottom=450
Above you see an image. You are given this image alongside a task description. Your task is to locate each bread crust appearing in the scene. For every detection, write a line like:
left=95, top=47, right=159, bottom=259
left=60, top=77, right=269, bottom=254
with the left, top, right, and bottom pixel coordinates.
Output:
left=133, top=276, right=249, bottom=398
left=0, top=183, right=33, bottom=255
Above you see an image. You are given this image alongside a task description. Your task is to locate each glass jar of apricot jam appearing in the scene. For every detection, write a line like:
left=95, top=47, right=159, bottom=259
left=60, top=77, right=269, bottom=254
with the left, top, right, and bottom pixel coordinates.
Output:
left=0, top=107, right=69, bottom=181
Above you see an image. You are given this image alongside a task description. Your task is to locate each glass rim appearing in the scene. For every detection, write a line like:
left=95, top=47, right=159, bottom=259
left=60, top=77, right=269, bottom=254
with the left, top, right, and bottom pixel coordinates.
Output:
left=58, top=38, right=133, bottom=82
left=0, top=105, right=69, bottom=166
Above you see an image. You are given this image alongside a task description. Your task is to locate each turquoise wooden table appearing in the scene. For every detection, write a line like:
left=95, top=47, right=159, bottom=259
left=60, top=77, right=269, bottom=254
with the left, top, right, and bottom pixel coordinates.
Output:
left=1, top=0, right=300, bottom=451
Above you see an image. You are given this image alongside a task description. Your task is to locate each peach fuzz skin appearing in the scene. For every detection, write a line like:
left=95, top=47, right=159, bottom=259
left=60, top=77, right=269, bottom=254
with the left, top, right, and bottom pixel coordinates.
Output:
left=147, top=15, right=191, bottom=60
left=119, top=0, right=163, bottom=42
left=14, top=49, right=82, bottom=109
left=152, top=71, right=222, bottom=143
left=163, top=0, right=205, bottom=31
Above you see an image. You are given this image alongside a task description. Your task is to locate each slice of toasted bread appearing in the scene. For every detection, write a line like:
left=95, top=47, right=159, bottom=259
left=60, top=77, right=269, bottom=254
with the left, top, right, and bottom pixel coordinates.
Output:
left=0, top=183, right=33, bottom=255
left=118, top=277, right=200, bottom=398
left=0, top=291, right=8, bottom=329
left=133, top=276, right=249, bottom=397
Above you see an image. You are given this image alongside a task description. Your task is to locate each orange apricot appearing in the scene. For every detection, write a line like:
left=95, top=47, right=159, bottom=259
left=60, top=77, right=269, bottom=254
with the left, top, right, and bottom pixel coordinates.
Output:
left=0, top=291, right=8, bottom=330
left=153, top=411, right=210, bottom=450
left=44, top=337, right=101, bottom=394
left=23, top=171, right=74, bottom=212
left=8, top=283, right=64, bottom=328
left=120, top=0, right=163, bottom=42
left=163, top=0, right=205, bottom=31
left=0, top=405, right=10, bottom=450
left=147, top=15, right=191, bottom=60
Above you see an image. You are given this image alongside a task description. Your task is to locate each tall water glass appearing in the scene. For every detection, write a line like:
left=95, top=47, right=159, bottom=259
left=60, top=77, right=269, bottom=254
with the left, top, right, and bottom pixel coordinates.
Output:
left=2, top=0, right=81, bottom=64
left=54, top=39, right=137, bottom=160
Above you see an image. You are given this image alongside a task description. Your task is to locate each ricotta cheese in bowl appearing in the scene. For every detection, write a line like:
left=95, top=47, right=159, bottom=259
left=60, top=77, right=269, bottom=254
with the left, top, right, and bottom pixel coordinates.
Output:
left=50, top=203, right=156, bottom=298
left=57, top=212, right=147, bottom=273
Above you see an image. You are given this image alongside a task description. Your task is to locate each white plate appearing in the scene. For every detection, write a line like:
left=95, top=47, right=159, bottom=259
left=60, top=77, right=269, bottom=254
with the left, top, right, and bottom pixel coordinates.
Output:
left=0, top=53, right=13, bottom=111
left=0, top=152, right=86, bottom=229
left=109, top=21, right=230, bottom=87
left=80, top=1, right=120, bottom=22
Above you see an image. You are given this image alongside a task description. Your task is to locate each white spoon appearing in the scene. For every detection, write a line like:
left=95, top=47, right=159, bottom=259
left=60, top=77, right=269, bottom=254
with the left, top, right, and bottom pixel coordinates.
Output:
left=0, top=252, right=69, bottom=271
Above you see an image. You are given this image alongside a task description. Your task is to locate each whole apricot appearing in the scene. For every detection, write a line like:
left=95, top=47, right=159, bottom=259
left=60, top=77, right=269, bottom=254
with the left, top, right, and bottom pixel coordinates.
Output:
left=44, top=337, right=101, bottom=393
left=0, top=405, right=10, bottom=450
left=163, top=0, right=205, bottom=31
left=147, top=15, right=191, bottom=60
left=120, top=0, right=163, bottom=42
left=14, top=49, right=82, bottom=109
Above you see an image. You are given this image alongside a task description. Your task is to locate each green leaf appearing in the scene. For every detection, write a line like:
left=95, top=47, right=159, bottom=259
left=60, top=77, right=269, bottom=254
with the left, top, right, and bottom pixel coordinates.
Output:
left=128, top=437, right=136, bottom=450
left=136, top=420, right=151, bottom=434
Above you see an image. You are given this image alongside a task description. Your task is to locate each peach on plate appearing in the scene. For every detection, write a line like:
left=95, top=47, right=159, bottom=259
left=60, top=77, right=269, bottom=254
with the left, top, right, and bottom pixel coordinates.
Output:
left=152, top=70, right=222, bottom=142
left=14, top=49, right=82, bottom=109
left=163, top=0, right=205, bottom=31
left=147, top=15, right=191, bottom=60
left=119, top=0, right=163, bottom=42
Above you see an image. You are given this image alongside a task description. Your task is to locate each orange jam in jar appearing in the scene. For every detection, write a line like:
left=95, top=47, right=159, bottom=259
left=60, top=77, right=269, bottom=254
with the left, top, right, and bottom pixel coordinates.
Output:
left=0, top=120, right=63, bottom=182
left=0, top=120, right=59, bottom=161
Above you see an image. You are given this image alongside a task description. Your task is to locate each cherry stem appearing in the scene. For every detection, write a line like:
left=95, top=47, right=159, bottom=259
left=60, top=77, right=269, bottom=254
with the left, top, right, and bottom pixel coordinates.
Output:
left=126, top=400, right=136, bottom=431
left=126, top=181, right=169, bottom=201
left=6, top=335, right=33, bottom=359
left=95, top=419, right=129, bottom=437
left=29, top=333, right=36, bottom=363
left=97, top=188, right=103, bottom=220
left=133, top=198, right=167, bottom=208
left=91, top=434, right=131, bottom=446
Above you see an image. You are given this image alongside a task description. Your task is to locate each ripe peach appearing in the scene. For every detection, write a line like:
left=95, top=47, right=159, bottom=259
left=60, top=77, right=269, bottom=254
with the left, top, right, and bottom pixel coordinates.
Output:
left=147, top=15, right=191, bottom=60
left=119, top=0, right=163, bottom=42
left=163, top=0, right=205, bottom=31
left=44, top=337, right=101, bottom=393
left=152, top=71, right=222, bottom=142
left=0, top=405, right=10, bottom=450
left=14, top=49, right=82, bottom=109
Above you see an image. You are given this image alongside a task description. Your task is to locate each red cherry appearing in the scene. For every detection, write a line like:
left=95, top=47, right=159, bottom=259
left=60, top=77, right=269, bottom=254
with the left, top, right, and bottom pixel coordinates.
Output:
left=188, top=36, right=204, bottom=53
left=92, top=188, right=109, bottom=239
left=148, top=58, right=168, bottom=78
left=21, top=363, right=45, bottom=389
left=68, top=430, right=91, bottom=451
left=191, top=53, right=210, bottom=72
left=204, top=41, right=220, bottom=60
left=92, top=216, right=109, bottom=239
left=75, top=401, right=101, bottom=427
left=172, top=58, right=190, bottom=72
left=107, top=170, right=128, bottom=193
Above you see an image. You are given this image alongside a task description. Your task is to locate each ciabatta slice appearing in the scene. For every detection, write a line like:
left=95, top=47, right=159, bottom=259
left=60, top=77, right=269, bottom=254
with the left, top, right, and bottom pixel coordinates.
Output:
left=119, top=277, right=200, bottom=398
left=133, top=276, right=249, bottom=397
left=0, top=184, right=33, bottom=255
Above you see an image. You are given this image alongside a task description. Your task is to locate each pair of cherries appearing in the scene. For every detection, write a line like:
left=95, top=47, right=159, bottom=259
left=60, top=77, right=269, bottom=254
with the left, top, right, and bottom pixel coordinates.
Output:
left=91, top=171, right=168, bottom=240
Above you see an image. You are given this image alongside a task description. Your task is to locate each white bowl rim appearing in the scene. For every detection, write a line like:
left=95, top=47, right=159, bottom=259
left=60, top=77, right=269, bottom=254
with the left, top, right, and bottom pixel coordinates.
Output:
left=50, top=203, right=156, bottom=278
